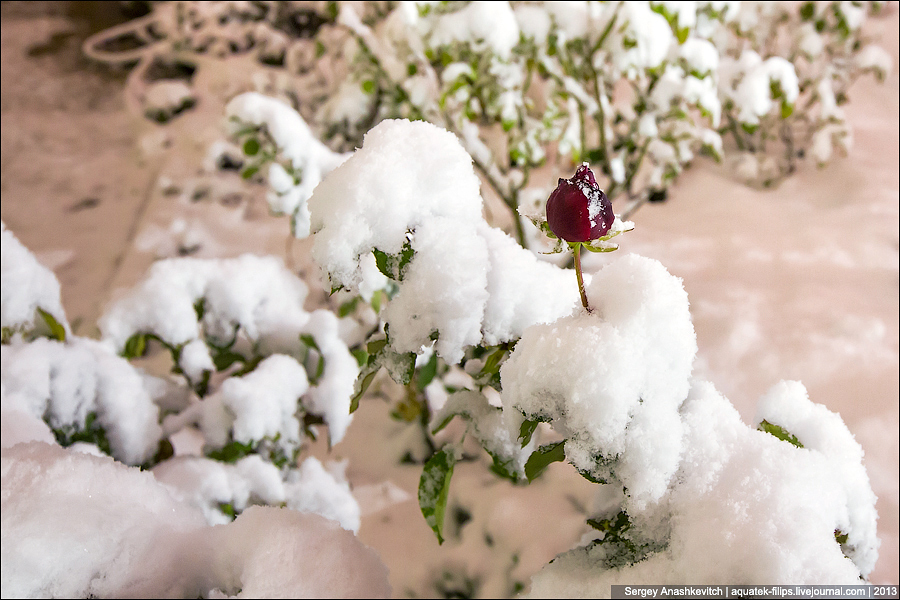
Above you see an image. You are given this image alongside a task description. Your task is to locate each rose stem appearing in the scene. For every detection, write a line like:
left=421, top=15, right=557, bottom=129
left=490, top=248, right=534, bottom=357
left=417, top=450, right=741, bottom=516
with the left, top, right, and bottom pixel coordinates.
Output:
left=573, top=243, right=591, bottom=312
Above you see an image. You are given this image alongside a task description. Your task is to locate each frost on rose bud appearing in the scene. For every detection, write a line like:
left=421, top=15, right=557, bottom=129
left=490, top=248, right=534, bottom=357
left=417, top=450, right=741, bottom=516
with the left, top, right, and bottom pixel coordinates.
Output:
left=546, top=163, right=614, bottom=243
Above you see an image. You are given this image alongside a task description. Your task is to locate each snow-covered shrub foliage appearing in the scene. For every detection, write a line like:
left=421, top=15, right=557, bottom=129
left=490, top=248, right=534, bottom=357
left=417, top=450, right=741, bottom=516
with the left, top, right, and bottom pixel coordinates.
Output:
left=97, top=252, right=364, bottom=524
left=84, top=1, right=891, bottom=246
left=325, top=0, right=891, bottom=222
left=2, top=222, right=365, bottom=538
left=3, top=221, right=388, bottom=596
left=3, top=2, right=887, bottom=594
left=1, top=443, right=389, bottom=598
left=1, top=222, right=69, bottom=343
left=230, top=102, right=879, bottom=587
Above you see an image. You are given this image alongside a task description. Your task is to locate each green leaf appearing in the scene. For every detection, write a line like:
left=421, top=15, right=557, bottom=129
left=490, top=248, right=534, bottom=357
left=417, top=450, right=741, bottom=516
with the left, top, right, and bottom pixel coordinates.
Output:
left=416, top=352, right=439, bottom=391
left=419, top=447, right=457, bottom=545
left=518, top=419, right=540, bottom=448
left=242, top=138, right=261, bottom=156
left=799, top=2, right=815, bottom=20
left=585, top=510, right=661, bottom=569
left=487, top=449, right=520, bottom=482
left=338, top=297, right=360, bottom=318
left=373, top=248, right=393, bottom=279
left=361, top=80, right=376, bottom=95
left=370, top=289, right=383, bottom=313
left=350, top=363, right=378, bottom=413
left=372, top=239, right=415, bottom=281
left=350, top=347, right=368, bottom=367
left=206, top=440, right=256, bottom=463
left=300, top=334, right=326, bottom=384
left=218, top=502, right=238, bottom=520
left=385, top=350, right=416, bottom=385
left=37, top=307, right=66, bottom=342
left=758, top=419, right=804, bottom=448
left=193, top=298, right=206, bottom=321
left=212, top=349, right=245, bottom=372
left=233, top=354, right=264, bottom=377
left=780, top=101, right=794, bottom=119
left=367, top=338, right=387, bottom=355
left=398, top=240, right=415, bottom=278
left=524, top=440, right=566, bottom=481
left=122, top=332, right=148, bottom=359
left=241, top=165, right=259, bottom=180
left=51, top=411, right=112, bottom=456
left=193, top=369, right=211, bottom=398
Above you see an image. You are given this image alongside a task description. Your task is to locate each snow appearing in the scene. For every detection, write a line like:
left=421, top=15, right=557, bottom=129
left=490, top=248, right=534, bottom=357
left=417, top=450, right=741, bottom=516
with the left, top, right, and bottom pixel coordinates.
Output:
left=528, top=380, right=879, bottom=595
left=1, top=221, right=69, bottom=336
left=99, top=253, right=358, bottom=444
left=425, top=1, right=520, bottom=60
left=153, top=453, right=362, bottom=533
left=614, top=3, right=675, bottom=74
left=500, top=254, right=696, bottom=508
left=726, top=52, right=800, bottom=125
left=1, top=442, right=206, bottom=599
left=1, top=442, right=390, bottom=598
left=1, top=336, right=162, bottom=465
left=224, top=93, right=349, bottom=237
left=285, top=456, right=362, bottom=534
left=307, top=118, right=582, bottom=363
left=1, top=1, right=896, bottom=595
left=202, top=354, right=309, bottom=452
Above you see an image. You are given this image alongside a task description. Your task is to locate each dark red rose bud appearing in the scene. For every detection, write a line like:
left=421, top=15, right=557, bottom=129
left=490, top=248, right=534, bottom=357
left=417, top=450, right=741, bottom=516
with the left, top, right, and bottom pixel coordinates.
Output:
left=545, top=163, right=614, bottom=243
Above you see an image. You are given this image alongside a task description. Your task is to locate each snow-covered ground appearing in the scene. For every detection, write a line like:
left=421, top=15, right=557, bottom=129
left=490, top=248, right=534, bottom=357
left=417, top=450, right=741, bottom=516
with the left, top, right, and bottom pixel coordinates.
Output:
left=1, top=2, right=897, bottom=595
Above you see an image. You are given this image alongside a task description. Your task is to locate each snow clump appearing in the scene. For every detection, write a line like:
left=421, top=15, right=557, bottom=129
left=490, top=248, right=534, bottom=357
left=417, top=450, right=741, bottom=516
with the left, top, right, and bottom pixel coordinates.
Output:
left=1, top=221, right=69, bottom=337
left=1, top=442, right=390, bottom=598
left=100, top=253, right=359, bottom=444
left=306, top=117, right=582, bottom=364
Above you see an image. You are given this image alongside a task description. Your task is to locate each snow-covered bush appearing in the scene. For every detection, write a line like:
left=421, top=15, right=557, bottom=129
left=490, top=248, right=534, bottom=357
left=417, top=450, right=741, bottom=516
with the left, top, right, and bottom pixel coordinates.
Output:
left=292, top=116, right=879, bottom=589
left=84, top=1, right=892, bottom=246
left=1, top=443, right=389, bottom=598
left=2, top=2, right=889, bottom=596
left=2, top=223, right=379, bottom=596
left=1, top=109, right=883, bottom=595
